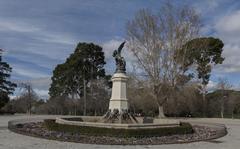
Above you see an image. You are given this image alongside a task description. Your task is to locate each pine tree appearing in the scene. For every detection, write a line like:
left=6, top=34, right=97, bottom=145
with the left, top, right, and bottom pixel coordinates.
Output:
left=0, top=49, right=17, bottom=109
left=49, top=43, right=108, bottom=115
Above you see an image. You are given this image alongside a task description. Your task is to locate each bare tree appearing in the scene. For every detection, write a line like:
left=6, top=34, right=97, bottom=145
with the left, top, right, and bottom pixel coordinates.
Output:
left=217, top=78, right=232, bottom=118
left=89, top=78, right=110, bottom=116
left=127, top=73, right=156, bottom=116
left=17, top=82, right=38, bottom=114
left=126, top=2, right=201, bottom=117
left=18, top=83, right=38, bottom=114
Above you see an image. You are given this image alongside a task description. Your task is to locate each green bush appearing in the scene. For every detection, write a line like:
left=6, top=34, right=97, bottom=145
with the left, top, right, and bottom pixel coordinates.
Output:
left=62, top=117, right=83, bottom=121
left=0, top=92, right=10, bottom=109
left=44, top=119, right=193, bottom=138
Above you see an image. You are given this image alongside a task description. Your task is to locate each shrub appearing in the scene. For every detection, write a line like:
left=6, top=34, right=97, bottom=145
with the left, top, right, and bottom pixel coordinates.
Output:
left=62, top=117, right=83, bottom=121
left=0, top=109, right=15, bottom=115
left=44, top=119, right=193, bottom=138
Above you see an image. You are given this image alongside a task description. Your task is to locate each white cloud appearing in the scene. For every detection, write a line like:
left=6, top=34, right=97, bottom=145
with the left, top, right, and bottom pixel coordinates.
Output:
left=0, top=18, right=78, bottom=80
left=193, top=0, right=222, bottom=14
left=213, top=10, right=240, bottom=73
left=34, top=31, right=77, bottom=45
left=233, top=86, right=240, bottom=91
left=207, top=0, right=220, bottom=9
left=102, top=39, right=122, bottom=60
left=13, top=67, right=49, bottom=78
left=9, top=95, right=17, bottom=100
left=215, top=44, right=240, bottom=73
left=33, top=89, right=49, bottom=99
left=0, top=17, right=77, bottom=46
left=207, top=80, right=217, bottom=91
left=215, top=10, right=240, bottom=35
left=15, top=77, right=51, bottom=99
left=26, top=77, right=51, bottom=90
left=0, top=19, right=40, bottom=33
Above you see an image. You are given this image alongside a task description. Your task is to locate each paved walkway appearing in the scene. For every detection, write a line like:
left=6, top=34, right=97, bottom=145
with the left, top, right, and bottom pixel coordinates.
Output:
left=0, top=115, right=240, bottom=149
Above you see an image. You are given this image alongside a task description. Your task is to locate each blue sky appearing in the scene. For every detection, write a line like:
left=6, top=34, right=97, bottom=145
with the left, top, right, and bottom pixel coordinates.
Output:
left=1, top=0, right=240, bottom=98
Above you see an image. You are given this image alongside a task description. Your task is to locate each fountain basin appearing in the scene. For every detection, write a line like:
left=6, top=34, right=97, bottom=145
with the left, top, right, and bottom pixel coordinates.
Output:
left=56, top=117, right=180, bottom=129
left=44, top=117, right=192, bottom=138
left=8, top=117, right=227, bottom=144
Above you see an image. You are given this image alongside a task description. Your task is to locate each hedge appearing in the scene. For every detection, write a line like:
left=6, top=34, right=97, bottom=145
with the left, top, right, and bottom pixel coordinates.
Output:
left=0, top=110, right=15, bottom=115
left=44, top=119, right=193, bottom=138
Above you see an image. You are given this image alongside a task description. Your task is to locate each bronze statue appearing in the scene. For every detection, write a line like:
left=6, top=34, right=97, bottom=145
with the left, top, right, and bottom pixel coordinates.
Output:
left=113, top=41, right=126, bottom=73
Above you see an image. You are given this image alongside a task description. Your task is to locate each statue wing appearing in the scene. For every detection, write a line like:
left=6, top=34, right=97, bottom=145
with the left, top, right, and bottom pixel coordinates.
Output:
left=117, top=41, right=125, bottom=53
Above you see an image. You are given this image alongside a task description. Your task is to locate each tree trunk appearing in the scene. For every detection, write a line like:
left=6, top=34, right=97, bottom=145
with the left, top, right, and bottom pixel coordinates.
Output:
left=74, top=105, right=77, bottom=116
left=202, top=85, right=207, bottom=117
left=221, top=109, right=224, bottom=118
left=220, top=92, right=225, bottom=118
left=221, top=99, right=224, bottom=118
left=154, top=92, right=166, bottom=118
left=158, top=105, right=165, bottom=118
left=83, top=78, right=87, bottom=116
left=28, top=85, right=32, bottom=115
left=94, top=110, right=97, bottom=116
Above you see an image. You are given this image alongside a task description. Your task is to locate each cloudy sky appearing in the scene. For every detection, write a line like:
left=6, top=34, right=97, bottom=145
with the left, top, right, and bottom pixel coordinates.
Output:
left=1, top=0, right=240, bottom=98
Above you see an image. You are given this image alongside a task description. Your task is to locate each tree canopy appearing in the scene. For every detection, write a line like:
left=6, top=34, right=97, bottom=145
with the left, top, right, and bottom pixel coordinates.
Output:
left=49, top=42, right=106, bottom=98
left=0, top=50, right=17, bottom=95
left=0, top=49, right=17, bottom=109
left=181, top=37, right=224, bottom=116
left=126, top=2, right=201, bottom=117
left=182, top=37, right=224, bottom=86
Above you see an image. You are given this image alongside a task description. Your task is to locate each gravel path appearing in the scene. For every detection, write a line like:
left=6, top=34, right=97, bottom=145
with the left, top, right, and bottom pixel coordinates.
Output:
left=0, top=115, right=240, bottom=149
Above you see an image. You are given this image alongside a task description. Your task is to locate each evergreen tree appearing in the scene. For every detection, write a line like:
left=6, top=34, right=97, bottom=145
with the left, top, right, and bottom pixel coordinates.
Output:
left=49, top=42, right=106, bottom=97
left=49, top=43, right=108, bottom=115
left=182, top=37, right=225, bottom=116
left=0, top=49, right=17, bottom=109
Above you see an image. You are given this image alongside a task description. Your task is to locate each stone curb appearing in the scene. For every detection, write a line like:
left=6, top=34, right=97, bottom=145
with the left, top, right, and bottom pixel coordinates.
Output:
left=7, top=118, right=228, bottom=145
left=56, top=117, right=180, bottom=129
left=189, top=122, right=228, bottom=142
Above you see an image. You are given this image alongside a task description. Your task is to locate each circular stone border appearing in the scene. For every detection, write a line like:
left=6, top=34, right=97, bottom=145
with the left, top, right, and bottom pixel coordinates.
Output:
left=8, top=118, right=227, bottom=145
left=56, top=117, right=180, bottom=129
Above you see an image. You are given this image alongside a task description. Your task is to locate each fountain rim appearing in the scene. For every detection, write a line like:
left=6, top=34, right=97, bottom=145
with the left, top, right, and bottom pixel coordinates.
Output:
left=55, top=117, right=180, bottom=129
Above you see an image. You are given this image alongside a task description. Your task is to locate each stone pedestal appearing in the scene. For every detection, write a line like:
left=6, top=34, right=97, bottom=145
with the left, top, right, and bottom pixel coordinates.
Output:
left=108, top=73, right=129, bottom=112
left=103, top=73, right=137, bottom=123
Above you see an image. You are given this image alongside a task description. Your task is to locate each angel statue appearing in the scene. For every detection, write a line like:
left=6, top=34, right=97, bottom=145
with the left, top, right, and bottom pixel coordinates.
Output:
left=113, top=41, right=126, bottom=73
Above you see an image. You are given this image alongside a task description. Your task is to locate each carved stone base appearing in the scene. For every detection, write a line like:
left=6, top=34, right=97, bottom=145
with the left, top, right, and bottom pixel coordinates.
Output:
left=108, top=73, right=129, bottom=112
left=102, top=109, right=138, bottom=124
left=104, top=72, right=138, bottom=124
